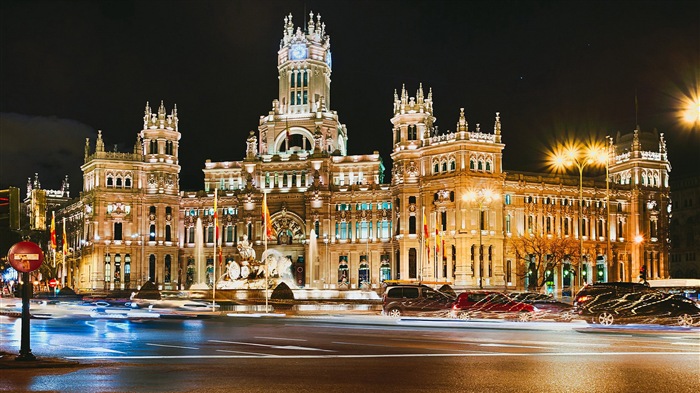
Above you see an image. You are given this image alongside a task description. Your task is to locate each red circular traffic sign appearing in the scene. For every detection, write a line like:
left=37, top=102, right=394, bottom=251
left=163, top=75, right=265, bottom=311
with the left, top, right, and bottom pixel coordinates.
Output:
left=49, top=278, right=58, bottom=288
left=8, top=241, right=44, bottom=273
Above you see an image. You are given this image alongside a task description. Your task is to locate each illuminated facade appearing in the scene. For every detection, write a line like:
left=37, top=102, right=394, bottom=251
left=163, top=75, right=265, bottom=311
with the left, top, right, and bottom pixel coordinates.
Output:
left=62, top=12, right=671, bottom=293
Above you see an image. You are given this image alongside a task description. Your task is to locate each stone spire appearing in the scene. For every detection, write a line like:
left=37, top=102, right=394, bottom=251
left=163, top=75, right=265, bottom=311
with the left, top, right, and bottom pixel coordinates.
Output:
left=134, top=132, right=142, bottom=154
left=457, top=108, right=468, bottom=132
left=417, top=83, right=424, bottom=105
left=61, top=175, right=70, bottom=197
left=84, top=137, right=90, bottom=163
left=96, top=130, right=105, bottom=152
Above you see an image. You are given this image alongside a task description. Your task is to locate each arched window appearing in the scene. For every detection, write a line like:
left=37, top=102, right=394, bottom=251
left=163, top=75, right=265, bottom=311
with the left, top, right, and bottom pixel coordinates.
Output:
left=150, top=140, right=158, bottom=154
left=125, top=177, right=132, bottom=188
left=434, top=162, right=439, bottom=174
left=379, top=255, right=391, bottom=282
left=450, top=160, right=456, bottom=171
left=408, top=248, right=417, bottom=279
left=148, top=254, right=156, bottom=283
left=441, top=161, right=447, bottom=172
left=104, top=254, right=111, bottom=283
left=478, top=160, right=483, bottom=171
left=338, top=256, right=349, bottom=285
left=124, top=254, right=131, bottom=285
left=358, top=257, right=370, bottom=287
left=409, top=216, right=417, bottom=234
left=485, top=161, right=491, bottom=172
left=470, top=159, right=475, bottom=170
left=106, top=176, right=113, bottom=187
left=116, top=177, right=122, bottom=187
left=164, top=255, right=172, bottom=283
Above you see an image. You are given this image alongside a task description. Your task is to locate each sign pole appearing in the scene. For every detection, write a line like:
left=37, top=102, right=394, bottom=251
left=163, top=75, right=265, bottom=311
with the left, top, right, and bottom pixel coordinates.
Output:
left=17, top=272, right=36, bottom=361
left=8, top=240, right=45, bottom=362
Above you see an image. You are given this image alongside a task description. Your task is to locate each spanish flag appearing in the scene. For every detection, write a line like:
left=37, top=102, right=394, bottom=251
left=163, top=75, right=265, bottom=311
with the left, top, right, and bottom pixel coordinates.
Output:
left=214, top=189, right=222, bottom=265
left=50, top=211, right=56, bottom=250
left=435, top=228, right=440, bottom=254
left=262, top=193, right=276, bottom=240
left=62, top=217, right=68, bottom=256
left=423, top=208, right=429, bottom=240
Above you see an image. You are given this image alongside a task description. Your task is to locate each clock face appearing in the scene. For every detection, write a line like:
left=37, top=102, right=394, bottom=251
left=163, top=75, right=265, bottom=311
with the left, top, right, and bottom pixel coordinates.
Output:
left=325, top=50, right=332, bottom=68
left=289, top=44, right=307, bottom=60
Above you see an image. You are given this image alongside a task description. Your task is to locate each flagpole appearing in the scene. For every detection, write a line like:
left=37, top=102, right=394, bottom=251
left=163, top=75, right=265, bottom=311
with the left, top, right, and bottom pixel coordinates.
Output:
left=212, top=189, right=217, bottom=310
left=62, top=217, right=67, bottom=287
left=264, top=191, right=269, bottom=313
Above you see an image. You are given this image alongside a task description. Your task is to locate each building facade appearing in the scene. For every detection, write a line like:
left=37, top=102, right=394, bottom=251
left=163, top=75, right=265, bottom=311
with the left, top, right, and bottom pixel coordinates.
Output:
left=57, top=12, right=671, bottom=293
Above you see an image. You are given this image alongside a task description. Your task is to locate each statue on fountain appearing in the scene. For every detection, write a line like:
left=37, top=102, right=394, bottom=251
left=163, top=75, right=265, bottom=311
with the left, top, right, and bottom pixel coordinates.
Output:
left=217, top=235, right=297, bottom=290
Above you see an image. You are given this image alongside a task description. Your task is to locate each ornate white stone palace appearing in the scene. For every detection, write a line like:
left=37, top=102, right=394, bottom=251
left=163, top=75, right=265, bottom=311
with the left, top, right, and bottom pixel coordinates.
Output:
left=54, top=12, right=670, bottom=294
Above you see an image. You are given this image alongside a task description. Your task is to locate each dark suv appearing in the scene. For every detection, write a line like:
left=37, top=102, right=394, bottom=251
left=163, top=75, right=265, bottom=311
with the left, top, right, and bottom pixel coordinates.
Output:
left=382, top=284, right=455, bottom=317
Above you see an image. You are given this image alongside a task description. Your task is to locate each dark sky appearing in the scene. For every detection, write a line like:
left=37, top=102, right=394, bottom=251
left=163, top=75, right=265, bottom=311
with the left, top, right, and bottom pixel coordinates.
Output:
left=1, top=0, right=698, bottom=193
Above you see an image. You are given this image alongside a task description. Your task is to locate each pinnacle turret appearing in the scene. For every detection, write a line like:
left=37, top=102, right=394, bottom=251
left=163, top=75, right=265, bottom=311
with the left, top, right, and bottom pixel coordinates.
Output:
left=143, top=100, right=178, bottom=131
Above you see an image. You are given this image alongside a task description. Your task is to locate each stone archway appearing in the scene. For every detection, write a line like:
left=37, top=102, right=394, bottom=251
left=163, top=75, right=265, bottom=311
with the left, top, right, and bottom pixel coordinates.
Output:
left=274, top=126, right=314, bottom=153
left=270, top=207, right=306, bottom=245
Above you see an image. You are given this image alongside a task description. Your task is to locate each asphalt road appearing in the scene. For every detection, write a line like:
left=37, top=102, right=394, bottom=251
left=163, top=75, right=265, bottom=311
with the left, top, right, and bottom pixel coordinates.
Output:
left=1, top=315, right=699, bottom=393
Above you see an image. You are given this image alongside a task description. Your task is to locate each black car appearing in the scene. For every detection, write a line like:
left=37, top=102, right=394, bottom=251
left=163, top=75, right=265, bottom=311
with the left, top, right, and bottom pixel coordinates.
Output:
left=584, top=291, right=700, bottom=326
left=382, top=284, right=455, bottom=317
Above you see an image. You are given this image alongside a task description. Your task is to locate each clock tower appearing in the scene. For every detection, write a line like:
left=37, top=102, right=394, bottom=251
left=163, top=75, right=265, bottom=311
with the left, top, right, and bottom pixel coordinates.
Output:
left=258, top=11, right=347, bottom=156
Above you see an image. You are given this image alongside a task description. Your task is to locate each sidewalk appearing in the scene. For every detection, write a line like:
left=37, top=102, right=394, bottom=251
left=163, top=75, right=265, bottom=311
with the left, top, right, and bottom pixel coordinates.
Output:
left=0, top=351, right=82, bottom=369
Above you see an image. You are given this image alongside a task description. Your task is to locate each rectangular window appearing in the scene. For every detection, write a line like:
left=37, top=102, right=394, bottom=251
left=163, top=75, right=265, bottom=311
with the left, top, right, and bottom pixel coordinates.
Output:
left=506, top=214, right=511, bottom=234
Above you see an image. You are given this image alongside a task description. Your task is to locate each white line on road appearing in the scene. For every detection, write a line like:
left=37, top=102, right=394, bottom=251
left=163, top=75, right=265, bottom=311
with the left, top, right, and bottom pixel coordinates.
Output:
left=672, top=341, right=700, bottom=346
left=67, top=351, right=700, bottom=360
left=217, top=349, right=277, bottom=356
left=255, top=336, right=307, bottom=342
left=332, top=341, right=398, bottom=348
left=146, top=343, right=200, bottom=350
left=480, top=343, right=547, bottom=349
left=209, top=339, right=334, bottom=352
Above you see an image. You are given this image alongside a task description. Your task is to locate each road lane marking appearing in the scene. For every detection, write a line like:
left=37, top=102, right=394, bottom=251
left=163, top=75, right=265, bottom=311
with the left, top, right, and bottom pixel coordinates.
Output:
left=146, top=343, right=200, bottom=350
left=332, top=341, right=397, bottom=348
left=209, top=339, right=334, bottom=352
left=672, top=341, right=700, bottom=346
left=480, top=343, right=547, bottom=349
left=66, top=351, right=700, bottom=360
left=255, top=336, right=307, bottom=342
left=391, top=337, right=609, bottom=347
left=217, top=349, right=277, bottom=356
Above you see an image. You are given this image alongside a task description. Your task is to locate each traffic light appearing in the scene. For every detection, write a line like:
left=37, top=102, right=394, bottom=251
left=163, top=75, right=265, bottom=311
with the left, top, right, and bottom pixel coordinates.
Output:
left=0, top=187, right=21, bottom=230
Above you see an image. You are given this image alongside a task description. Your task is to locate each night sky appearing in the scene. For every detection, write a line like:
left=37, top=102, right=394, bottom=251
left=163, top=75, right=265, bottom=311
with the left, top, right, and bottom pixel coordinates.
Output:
left=1, top=0, right=698, bottom=193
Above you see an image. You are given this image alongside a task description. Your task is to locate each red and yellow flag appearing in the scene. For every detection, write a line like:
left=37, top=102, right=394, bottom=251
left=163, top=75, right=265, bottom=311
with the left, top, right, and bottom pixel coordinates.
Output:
left=62, top=217, right=68, bottom=256
left=50, top=211, right=57, bottom=250
left=262, top=193, right=276, bottom=240
left=435, top=228, right=440, bottom=254
left=423, top=209, right=429, bottom=240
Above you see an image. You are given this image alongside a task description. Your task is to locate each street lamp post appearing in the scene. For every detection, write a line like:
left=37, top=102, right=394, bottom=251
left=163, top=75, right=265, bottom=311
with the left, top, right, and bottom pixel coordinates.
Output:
left=464, top=189, right=499, bottom=289
left=552, top=143, right=605, bottom=292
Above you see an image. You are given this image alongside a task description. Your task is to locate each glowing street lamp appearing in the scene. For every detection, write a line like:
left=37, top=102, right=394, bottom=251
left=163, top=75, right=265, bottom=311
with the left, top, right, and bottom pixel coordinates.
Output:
left=550, top=141, right=605, bottom=290
left=682, top=97, right=700, bottom=126
left=464, top=188, right=500, bottom=289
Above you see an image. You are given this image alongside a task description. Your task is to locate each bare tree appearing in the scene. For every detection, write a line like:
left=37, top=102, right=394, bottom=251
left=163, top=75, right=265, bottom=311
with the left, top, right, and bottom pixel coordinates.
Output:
left=511, top=232, right=580, bottom=291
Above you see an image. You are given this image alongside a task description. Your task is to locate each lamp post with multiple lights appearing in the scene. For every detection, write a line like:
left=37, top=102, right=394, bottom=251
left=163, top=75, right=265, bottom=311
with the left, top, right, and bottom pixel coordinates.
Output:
left=464, top=189, right=499, bottom=289
left=551, top=143, right=605, bottom=291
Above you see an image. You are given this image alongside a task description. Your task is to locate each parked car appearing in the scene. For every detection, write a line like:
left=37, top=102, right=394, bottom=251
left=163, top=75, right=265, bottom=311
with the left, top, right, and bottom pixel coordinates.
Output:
left=382, top=284, right=455, bottom=317
left=582, top=290, right=700, bottom=326
left=451, top=291, right=536, bottom=321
